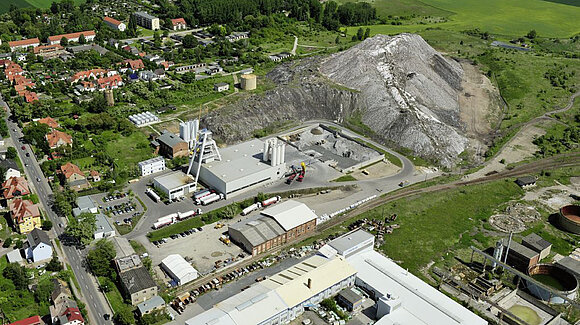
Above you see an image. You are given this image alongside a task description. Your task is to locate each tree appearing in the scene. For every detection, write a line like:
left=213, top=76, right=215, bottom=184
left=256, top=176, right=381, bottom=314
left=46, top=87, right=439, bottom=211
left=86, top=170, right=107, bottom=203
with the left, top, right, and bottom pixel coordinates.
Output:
left=34, top=279, right=54, bottom=302
left=79, top=34, right=86, bottom=44
left=86, top=239, right=116, bottom=277
left=2, top=237, right=12, bottom=248
left=128, top=14, right=138, bottom=37
left=65, top=212, right=96, bottom=247
left=114, top=305, right=136, bottom=325
left=182, top=34, right=197, bottom=48
left=220, top=205, right=237, bottom=219
left=42, top=219, right=53, bottom=230
left=53, top=191, right=72, bottom=218
left=6, top=147, right=17, bottom=159
left=364, top=27, right=370, bottom=40
left=46, top=255, right=63, bottom=272
left=60, top=37, right=68, bottom=46
left=356, top=27, right=364, bottom=41
left=335, top=36, right=340, bottom=44
left=23, top=122, right=50, bottom=154
left=3, top=263, right=30, bottom=290
left=153, top=31, right=162, bottom=48
left=527, top=29, right=537, bottom=39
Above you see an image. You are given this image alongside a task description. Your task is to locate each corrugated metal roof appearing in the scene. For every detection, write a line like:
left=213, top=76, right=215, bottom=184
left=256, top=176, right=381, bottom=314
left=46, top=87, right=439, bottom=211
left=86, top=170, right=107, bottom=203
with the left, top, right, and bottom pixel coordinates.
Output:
left=229, top=215, right=285, bottom=247
left=261, top=200, right=317, bottom=231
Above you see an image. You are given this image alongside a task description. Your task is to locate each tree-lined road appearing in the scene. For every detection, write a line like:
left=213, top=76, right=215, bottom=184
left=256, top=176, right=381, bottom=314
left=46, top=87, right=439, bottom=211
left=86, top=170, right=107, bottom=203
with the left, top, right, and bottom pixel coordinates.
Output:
left=1, top=95, right=112, bottom=325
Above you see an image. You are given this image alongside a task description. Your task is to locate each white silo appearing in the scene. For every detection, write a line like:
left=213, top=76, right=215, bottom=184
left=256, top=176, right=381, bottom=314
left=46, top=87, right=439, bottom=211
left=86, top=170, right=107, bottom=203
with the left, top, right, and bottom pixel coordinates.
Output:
left=272, top=144, right=279, bottom=166
left=280, top=143, right=286, bottom=164
left=263, top=141, right=270, bottom=162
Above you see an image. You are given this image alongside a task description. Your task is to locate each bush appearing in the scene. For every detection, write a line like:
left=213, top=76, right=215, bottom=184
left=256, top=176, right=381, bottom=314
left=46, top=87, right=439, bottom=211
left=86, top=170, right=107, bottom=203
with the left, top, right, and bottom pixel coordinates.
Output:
left=42, top=219, right=53, bottom=231
left=46, top=256, right=64, bottom=272
left=2, top=237, right=12, bottom=248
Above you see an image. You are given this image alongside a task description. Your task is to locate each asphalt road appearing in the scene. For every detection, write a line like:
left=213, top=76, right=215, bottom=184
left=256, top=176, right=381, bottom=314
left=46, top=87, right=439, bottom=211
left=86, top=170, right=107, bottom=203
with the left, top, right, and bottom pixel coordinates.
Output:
left=1, top=96, right=112, bottom=325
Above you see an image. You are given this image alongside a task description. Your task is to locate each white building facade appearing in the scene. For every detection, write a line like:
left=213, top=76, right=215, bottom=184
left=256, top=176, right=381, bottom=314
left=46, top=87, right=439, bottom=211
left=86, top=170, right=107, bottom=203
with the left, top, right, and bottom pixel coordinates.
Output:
left=139, top=156, right=166, bottom=176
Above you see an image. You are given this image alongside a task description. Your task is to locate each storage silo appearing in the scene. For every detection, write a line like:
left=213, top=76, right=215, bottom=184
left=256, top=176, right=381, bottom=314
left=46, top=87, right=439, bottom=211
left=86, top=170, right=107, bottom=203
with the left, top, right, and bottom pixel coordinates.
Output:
left=240, top=74, right=257, bottom=90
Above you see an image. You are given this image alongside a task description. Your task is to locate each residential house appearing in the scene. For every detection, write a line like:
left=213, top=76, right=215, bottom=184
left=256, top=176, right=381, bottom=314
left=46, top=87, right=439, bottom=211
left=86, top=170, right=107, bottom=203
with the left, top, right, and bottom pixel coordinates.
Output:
left=2, top=176, right=30, bottom=199
left=9, top=315, right=44, bottom=325
left=139, top=70, right=158, bottom=81
left=23, top=91, right=39, bottom=103
left=67, top=44, right=108, bottom=56
left=214, top=82, right=229, bottom=92
left=33, top=44, right=64, bottom=55
left=154, top=68, right=166, bottom=79
left=51, top=278, right=72, bottom=305
left=46, top=130, right=73, bottom=149
left=37, top=116, right=60, bottom=129
left=137, top=295, right=166, bottom=316
left=47, top=31, right=96, bottom=45
left=225, top=31, right=249, bottom=42
left=154, top=131, right=188, bottom=158
left=8, top=38, right=41, bottom=52
left=69, top=69, right=107, bottom=84
left=171, top=18, right=187, bottom=30
left=25, top=228, right=53, bottom=263
left=104, top=16, right=126, bottom=32
left=60, top=163, right=90, bottom=191
left=56, top=307, right=85, bottom=325
left=119, top=266, right=158, bottom=305
left=9, top=198, right=41, bottom=234
left=50, top=279, right=84, bottom=325
left=89, top=170, right=100, bottom=182
left=124, top=59, right=145, bottom=72
left=96, top=75, right=123, bottom=91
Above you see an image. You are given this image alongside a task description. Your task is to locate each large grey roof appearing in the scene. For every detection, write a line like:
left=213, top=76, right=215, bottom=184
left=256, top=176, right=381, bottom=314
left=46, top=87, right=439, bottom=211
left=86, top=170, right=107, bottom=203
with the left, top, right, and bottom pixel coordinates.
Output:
left=157, top=131, right=186, bottom=148
left=134, top=11, right=158, bottom=20
left=338, top=288, right=363, bottom=304
left=27, top=228, right=51, bottom=247
left=328, top=229, right=374, bottom=254
left=95, top=214, right=114, bottom=234
left=76, top=195, right=96, bottom=211
left=154, top=171, right=193, bottom=189
left=137, top=295, right=165, bottom=315
left=556, top=257, right=580, bottom=278
left=503, top=240, right=538, bottom=259
left=119, top=266, right=157, bottom=294
left=229, top=214, right=285, bottom=247
left=522, top=233, right=551, bottom=252
left=261, top=200, right=317, bottom=231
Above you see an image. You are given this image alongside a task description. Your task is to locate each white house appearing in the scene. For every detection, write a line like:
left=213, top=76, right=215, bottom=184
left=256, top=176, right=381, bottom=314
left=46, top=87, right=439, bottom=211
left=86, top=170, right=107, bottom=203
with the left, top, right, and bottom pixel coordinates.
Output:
left=4, top=168, right=21, bottom=179
left=138, top=156, right=166, bottom=176
left=94, top=214, right=115, bottom=239
left=25, top=229, right=53, bottom=263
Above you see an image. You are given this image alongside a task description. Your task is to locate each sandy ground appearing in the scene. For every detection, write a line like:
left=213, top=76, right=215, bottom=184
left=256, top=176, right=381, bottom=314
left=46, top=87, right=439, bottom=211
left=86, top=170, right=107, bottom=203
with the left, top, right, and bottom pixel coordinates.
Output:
left=459, top=61, right=502, bottom=161
left=350, top=160, right=400, bottom=180
left=522, top=183, right=579, bottom=211
left=465, top=121, right=550, bottom=180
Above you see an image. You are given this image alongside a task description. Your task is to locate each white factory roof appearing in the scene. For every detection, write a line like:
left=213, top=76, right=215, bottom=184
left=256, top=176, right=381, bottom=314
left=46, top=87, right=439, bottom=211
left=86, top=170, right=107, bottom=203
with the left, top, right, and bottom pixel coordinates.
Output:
left=347, top=250, right=487, bottom=325
left=261, top=200, right=317, bottom=231
left=201, top=138, right=279, bottom=182
left=261, top=255, right=357, bottom=307
left=138, top=156, right=164, bottom=167
left=161, top=254, right=198, bottom=283
left=154, top=171, right=193, bottom=190
left=216, top=284, right=288, bottom=325
left=185, top=308, right=236, bottom=325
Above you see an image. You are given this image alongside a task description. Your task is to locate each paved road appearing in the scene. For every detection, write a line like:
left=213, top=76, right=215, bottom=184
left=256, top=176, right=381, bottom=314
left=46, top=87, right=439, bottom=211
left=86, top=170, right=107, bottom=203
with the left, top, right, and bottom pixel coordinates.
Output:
left=1, top=97, right=112, bottom=324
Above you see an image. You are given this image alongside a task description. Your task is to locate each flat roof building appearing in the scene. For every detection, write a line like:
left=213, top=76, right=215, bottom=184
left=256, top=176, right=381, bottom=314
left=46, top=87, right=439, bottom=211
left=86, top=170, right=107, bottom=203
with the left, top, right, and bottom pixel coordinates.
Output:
left=94, top=214, right=115, bottom=239
left=153, top=171, right=196, bottom=200
left=134, top=11, right=160, bottom=30
left=521, top=233, right=552, bottom=260
left=73, top=195, right=98, bottom=217
left=229, top=200, right=317, bottom=256
left=139, top=156, right=166, bottom=176
left=502, top=239, right=540, bottom=271
left=161, top=254, right=198, bottom=286
left=186, top=255, right=357, bottom=325
left=137, top=295, right=165, bottom=316
left=193, top=138, right=286, bottom=198
left=337, top=288, right=364, bottom=311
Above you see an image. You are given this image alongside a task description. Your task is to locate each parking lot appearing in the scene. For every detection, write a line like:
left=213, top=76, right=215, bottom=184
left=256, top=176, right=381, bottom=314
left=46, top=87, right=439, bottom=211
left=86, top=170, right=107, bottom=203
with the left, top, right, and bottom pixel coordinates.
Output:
left=140, top=219, right=244, bottom=275
left=89, top=192, right=144, bottom=227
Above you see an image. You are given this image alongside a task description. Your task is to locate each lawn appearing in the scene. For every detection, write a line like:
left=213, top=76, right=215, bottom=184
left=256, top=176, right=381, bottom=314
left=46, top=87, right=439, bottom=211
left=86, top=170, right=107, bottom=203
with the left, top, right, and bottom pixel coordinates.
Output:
left=356, top=179, right=523, bottom=272
left=147, top=217, right=204, bottom=242
left=342, top=0, right=580, bottom=38
left=0, top=0, right=85, bottom=13
left=332, top=174, right=357, bottom=182
left=105, top=131, right=154, bottom=173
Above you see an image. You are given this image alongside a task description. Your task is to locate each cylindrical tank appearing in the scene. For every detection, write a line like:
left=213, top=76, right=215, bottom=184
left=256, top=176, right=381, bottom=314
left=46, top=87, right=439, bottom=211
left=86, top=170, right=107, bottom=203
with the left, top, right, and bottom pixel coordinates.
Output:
left=263, top=141, right=269, bottom=162
left=527, top=264, right=578, bottom=304
left=559, top=205, right=580, bottom=234
left=104, top=89, right=114, bottom=106
left=272, top=145, right=279, bottom=166
left=280, top=143, right=285, bottom=164
left=241, top=74, right=257, bottom=90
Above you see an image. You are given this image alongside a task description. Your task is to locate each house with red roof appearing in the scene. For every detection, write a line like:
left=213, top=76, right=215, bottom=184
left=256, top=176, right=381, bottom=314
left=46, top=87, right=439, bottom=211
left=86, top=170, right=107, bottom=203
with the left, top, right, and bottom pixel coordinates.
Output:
left=171, top=18, right=187, bottom=30
left=9, top=315, right=44, bottom=325
left=9, top=198, right=41, bottom=234
left=47, top=31, right=96, bottom=45
left=2, top=176, right=30, bottom=199
left=123, top=59, right=145, bottom=72
left=46, top=130, right=73, bottom=149
left=33, top=44, right=64, bottom=55
left=60, top=162, right=90, bottom=191
left=37, top=116, right=60, bottom=129
left=97, top=75, right=123, bottom=90
left=58, top=307, right=85, bottom=325
left=69, top=68, right=107, bottom=84
left=8, top=38, right=41, bottom=52
left=104, top=16, right=126, bottom=32
left=23, top=91, right=39, bottom=103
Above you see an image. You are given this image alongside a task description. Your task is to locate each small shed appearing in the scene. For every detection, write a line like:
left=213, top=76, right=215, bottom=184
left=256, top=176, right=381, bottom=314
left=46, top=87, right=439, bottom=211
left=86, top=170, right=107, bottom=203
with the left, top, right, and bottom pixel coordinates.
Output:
left=337, top=288, right=363, bottom=311
left=515, top=176, right=536, bottom=189
left=214, top=82, right=229, bottom=92
left=521, top=233, right=552, bottom=260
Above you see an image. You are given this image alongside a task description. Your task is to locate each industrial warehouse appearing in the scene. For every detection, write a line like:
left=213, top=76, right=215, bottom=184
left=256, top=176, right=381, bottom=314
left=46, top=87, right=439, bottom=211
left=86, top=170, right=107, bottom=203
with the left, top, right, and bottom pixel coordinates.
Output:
left=186, top=230, right=487, bottom=325
left=228, top=200, right=318, bottom=256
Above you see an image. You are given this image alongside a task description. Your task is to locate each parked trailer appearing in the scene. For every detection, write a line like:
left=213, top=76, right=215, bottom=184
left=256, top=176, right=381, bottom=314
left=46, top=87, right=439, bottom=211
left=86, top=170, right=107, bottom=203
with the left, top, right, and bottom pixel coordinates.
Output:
left=262, top=196, right=281, bottom=207
left=145, top=188, right=161, bottom=202
left=152, top=213, right=178, bottom=229
left=201, top=193, right=224, bottom=206
left=195, top=192, right=217, bottom=205
left=242, top=203, right=262, bottom=216
left=153, top=219, right=173, bottom=229
left=193, top=189, right=212, bottom=200
left=177, top=209, right=202, bottom=220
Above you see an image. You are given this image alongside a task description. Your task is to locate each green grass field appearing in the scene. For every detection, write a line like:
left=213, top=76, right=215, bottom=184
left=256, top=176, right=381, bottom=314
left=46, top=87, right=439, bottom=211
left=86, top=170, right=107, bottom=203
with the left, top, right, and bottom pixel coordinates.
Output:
left=0, top=0, right=85, bottom=13
left=343, top=0, right=580, bottom=37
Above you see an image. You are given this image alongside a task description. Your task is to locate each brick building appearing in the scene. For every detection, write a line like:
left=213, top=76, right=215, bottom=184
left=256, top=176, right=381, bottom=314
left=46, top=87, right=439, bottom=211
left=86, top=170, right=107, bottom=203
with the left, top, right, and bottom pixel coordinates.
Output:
left=229, top=200, right=317, bottom=256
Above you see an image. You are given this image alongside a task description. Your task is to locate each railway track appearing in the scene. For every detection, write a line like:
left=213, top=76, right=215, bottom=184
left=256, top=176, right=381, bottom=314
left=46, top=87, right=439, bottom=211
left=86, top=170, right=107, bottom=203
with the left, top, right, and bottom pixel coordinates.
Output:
left=172, top=153, right=579, bottom=300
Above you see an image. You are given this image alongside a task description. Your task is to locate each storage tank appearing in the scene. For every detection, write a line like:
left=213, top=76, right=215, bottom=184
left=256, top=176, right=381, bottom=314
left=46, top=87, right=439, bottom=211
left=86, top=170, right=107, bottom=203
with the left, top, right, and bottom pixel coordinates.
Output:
left=527, top=264, right=578, bottom=304
left=104, top=89, right=114, bottom=106
left=280, top=143, right=285, bottom=164
left=559, top=205, right=580, bottom=234
left=240, top=74, right=257, bottom=90
left=263, top=141, right=270, bottom=162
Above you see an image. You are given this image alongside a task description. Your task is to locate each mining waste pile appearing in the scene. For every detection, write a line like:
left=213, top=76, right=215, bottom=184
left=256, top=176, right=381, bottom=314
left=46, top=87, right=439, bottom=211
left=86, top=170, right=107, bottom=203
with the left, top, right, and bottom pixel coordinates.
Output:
left=203, top=33, right=499, bottom=167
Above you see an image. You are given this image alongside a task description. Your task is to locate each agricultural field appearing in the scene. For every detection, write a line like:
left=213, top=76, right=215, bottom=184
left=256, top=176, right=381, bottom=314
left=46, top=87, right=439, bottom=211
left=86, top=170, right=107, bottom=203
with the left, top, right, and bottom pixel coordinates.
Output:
left=342, top=0, right=580, bottom=38
left=0, top=0, right=85, bottom=14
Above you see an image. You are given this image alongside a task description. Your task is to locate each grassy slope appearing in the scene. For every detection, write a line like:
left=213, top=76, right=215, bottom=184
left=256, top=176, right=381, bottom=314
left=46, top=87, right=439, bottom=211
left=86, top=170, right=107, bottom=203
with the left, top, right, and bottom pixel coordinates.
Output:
left=344, top=0, right=580, bottom=37
left=0, top=0, right=85, bottom=13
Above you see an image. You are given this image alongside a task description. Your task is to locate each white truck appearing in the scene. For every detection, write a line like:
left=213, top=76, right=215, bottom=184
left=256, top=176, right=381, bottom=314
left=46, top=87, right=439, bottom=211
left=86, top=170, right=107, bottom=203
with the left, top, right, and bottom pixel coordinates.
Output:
left=200, top=193, right=224, bottom=206
left=241, top=202, right=262, bottom=216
